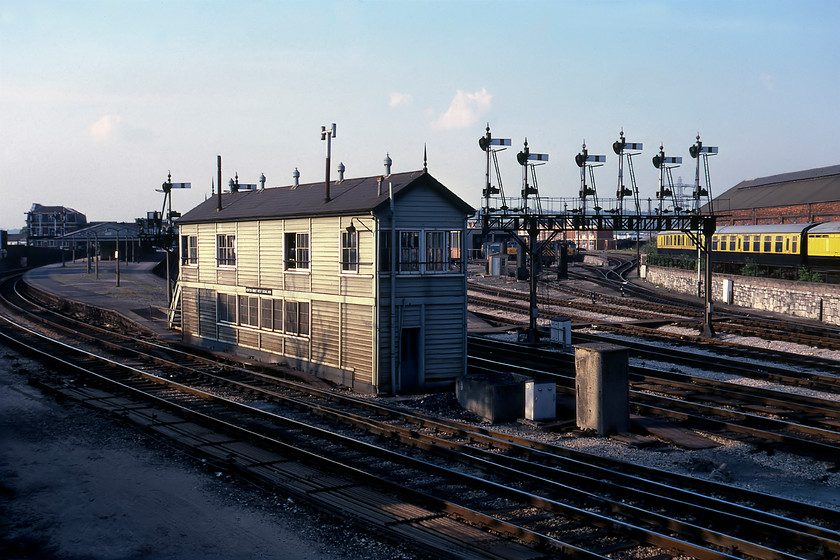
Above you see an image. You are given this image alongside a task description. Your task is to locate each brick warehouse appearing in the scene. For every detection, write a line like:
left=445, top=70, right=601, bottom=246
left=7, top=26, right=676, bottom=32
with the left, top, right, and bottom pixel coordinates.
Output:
left=709, top=164, right=840, bottom=226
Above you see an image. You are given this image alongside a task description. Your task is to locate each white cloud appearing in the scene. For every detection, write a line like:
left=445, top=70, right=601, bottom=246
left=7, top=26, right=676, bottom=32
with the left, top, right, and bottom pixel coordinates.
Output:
left=433, top=88, right=492, bottom=130
left=760, top=73, right=775, bottom=91
left=89, top=115, right=122, bottom=141
left=389, top=92, right=413, bottom=108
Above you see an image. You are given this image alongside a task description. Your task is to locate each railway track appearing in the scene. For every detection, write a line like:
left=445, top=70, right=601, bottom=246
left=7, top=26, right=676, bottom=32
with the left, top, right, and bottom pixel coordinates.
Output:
left=570, top=256, right=840, bottom=349
left=3, top=274, right=840, bottom=558
left=468, top=336, right=840, bottom=460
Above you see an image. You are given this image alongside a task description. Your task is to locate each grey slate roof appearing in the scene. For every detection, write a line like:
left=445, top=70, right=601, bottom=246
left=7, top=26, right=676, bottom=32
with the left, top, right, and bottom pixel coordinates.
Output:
left=178, top=170, right=474, bottom=224
left=710, top=164, right=840, bottom=212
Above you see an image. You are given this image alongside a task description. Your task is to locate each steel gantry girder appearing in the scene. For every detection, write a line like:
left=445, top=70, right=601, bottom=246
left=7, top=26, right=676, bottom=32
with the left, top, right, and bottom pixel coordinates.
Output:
left=480, top=211, right=717, bottom=341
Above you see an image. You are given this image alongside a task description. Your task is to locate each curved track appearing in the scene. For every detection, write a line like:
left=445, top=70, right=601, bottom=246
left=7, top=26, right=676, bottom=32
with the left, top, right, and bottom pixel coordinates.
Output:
left=2, top=274, right=839, bottom=559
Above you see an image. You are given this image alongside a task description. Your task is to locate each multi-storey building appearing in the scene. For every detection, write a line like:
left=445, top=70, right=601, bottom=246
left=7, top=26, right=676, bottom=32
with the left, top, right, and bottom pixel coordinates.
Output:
left=25, top=204, right=87, bottom=248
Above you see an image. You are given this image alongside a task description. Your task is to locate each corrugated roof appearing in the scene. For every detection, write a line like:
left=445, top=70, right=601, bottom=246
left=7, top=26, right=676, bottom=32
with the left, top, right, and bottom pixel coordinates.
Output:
left=178, top=170, right=474, bottom=224
left=711, top=164, right=840, bottom=211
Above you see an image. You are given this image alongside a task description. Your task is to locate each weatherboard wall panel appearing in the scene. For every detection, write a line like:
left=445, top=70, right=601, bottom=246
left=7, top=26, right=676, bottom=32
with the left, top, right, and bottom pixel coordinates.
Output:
left=311, top=217, right=339, bottom=295
left=238, top=328, right=259, bottom=350
left=422, top=304, right=466, bottom=382
left=312, top=300, right=340, bottom=367
left=198, top=289, right=216, bottom=338
left=237, top=222, right=259, bottom=287
left=182, top=287, right=198, bottom=335
left=198, top=223, right=217, bottom=284
left=341, top=303, right=374, bottom=385
left=259, top=221, right=284, bottom=289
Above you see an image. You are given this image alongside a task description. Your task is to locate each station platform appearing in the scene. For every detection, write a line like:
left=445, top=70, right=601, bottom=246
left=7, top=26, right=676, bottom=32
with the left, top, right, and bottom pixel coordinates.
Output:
left=23, top=259, right=176, bottom=341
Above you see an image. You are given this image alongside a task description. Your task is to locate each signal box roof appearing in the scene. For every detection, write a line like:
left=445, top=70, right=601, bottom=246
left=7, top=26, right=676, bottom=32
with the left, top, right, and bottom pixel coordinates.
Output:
left=178, top=170, right=474, bottom=224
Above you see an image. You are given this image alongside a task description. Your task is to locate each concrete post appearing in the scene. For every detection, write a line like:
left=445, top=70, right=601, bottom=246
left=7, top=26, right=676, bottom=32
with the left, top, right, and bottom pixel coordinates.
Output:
left=574, top=343, right=629, bottom=435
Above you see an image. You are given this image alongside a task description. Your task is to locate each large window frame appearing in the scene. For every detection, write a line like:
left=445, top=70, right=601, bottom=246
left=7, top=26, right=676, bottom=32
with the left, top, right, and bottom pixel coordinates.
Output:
left=399, top=231, right=420, bottom=272
left=216, top=234, right=236, bottom=267
left=181, top=235, right=197, bottom=266
left=448, top=230, right=462, bottom=272
left=284, top=232, right=310, bottom=271
left=341, top=230, right=358, bottom=273
left=284, top=300, right=310, bottom=337
left=238, top=295, right=259, bottom=328
left=217, top=293, right=237, bottom=323
left=397, top=229, right=464, bottom=274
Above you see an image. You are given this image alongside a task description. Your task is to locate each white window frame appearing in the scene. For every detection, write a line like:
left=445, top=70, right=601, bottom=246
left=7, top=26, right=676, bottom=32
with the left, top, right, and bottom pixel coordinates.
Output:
left=217, top=293, right=237, bottom=323
left=284, top=232, right=310, bottom=271
left=238, top=295, right=259, bottom=328
left=181, top=235, right=197, bottom=266
left=284, top=300, right=310, bottom=337
left=399, top=231, right=420, bottom=273
left=341, top=230, right=358, bottom=273
left=216, top=234, right=236, bottom=267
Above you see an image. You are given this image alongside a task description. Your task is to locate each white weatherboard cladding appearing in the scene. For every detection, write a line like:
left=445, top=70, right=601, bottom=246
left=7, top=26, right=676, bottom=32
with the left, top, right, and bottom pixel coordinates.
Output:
left=341, top=303, right=374, bottom=386
left=311, top=217, right=339, bottom=295
left=312, top=300, right=340, bottom=367
left=238, top=328, right=259, bottom=349
left=198, top=223, right=217, bottom=284
left=198, top=289, right=216, bottom=338
left=182, top=287, right=198, bottom=335
left=423, top=304, right=466, bottom=382
left=237, top=222, right=259, bottom=287
left=385, top=184, right=465, bottom=230
left=258, top=220, right=284, bottom=289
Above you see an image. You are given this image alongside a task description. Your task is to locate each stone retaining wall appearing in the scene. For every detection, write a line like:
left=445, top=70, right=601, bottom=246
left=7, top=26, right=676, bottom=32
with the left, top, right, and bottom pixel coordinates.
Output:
left=643, top=266, right=840, bottom=326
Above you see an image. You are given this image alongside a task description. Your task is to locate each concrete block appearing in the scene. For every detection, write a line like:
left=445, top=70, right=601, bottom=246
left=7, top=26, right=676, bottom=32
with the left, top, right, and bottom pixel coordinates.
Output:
left=574, top=343, right=629, bottom=435
left=456, top=372, right=525, bottom=423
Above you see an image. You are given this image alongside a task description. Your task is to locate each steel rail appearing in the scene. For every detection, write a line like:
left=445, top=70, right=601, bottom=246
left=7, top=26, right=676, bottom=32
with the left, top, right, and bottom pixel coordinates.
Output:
left=6, top=276, right=840, bottom=560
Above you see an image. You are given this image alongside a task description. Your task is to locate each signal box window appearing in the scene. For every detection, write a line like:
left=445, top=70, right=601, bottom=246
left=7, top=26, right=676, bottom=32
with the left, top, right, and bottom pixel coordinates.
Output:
left=285, top=233, right=310, bottom=270
left=217, top=293, right=237, bottom=323
left=238, top=295, right=259, bottom=327
left=449, top=231, right=462, bottom=271
left=341, top=230, right=358, bottom=272
left=399, top=231, right=420, bottom=272
left=284, top=301, right=310, bottom=337
left=181, top=235, right=197, bottom=265
left=216, top=234, right=236, bottom=267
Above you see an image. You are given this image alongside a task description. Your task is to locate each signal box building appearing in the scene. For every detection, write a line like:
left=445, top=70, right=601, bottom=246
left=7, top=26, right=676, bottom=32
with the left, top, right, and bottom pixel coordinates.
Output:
left=174, top=169, right=474, bottom=394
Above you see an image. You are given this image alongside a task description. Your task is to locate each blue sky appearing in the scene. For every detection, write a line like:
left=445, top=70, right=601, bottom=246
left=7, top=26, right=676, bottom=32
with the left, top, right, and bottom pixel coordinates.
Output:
left=1, top=0, right=838, bottom=229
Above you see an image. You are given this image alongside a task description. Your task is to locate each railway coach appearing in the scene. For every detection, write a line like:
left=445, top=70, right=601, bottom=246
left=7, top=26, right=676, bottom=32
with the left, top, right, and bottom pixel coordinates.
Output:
left=656, top=222, right=836, bottom=268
